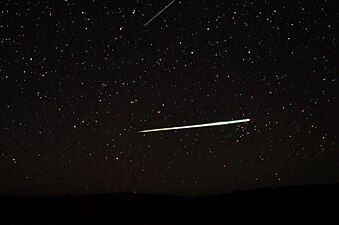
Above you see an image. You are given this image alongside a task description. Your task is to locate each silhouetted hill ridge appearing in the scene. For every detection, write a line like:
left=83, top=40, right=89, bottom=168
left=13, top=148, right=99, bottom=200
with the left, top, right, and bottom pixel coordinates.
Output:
left=0, top=182, right=338, bottom=225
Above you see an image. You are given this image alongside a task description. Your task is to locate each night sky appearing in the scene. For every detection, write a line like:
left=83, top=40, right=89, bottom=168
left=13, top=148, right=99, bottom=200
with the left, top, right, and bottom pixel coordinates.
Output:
left=0, top=0, right=337, bottom=196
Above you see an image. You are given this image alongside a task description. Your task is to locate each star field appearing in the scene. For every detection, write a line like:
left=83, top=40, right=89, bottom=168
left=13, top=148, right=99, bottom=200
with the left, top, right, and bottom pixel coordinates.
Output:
left=0, top=0, right=337, bottom=196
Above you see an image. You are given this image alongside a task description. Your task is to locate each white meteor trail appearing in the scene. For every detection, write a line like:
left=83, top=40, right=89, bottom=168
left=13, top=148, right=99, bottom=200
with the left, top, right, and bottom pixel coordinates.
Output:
left=139, top=118, right=250, bottom=133
left=144, top=0, right=176, bottom=26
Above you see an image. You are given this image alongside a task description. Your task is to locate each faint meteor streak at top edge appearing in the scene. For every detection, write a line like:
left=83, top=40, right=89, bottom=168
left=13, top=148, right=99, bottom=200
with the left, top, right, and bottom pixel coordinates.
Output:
left=139, top=118, right=251, bottom=133
left=144, top=0, right=176, bottom=26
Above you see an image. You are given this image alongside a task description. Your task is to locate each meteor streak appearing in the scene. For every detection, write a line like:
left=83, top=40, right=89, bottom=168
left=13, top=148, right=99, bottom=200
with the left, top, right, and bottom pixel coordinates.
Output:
left=144, top=0, right=176, bottom=26
left=139, top=118, right=250, bottom=133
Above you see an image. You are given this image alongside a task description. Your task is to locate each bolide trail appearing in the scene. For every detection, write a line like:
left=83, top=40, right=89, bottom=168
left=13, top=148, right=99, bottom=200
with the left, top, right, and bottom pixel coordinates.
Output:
left=139, top=118, right=250, bottom=133
left=144, top=0, right=176, bottom=26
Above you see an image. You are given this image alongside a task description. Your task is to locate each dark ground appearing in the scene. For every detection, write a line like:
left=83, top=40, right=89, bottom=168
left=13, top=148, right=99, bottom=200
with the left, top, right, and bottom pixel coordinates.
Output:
left=0, top=183, right=338, bottom=225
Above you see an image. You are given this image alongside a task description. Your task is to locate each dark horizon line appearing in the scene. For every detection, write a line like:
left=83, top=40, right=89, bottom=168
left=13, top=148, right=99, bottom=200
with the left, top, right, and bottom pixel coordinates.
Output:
left=1, top=181, right=337, bottom=199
